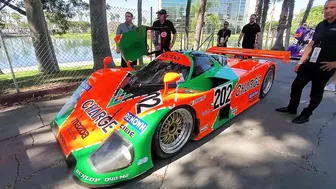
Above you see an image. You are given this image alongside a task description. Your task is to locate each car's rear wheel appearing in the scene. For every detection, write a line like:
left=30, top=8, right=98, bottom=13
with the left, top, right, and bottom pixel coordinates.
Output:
left=260, top=66, right=275, bottom=99
left=152, top=107, right=195, bottom=159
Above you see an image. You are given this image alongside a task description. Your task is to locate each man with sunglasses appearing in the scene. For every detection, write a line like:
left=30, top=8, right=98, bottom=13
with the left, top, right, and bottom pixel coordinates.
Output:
left=217, top=21, right=231, bottom=47
left=116, top=11, right=137, bottom=67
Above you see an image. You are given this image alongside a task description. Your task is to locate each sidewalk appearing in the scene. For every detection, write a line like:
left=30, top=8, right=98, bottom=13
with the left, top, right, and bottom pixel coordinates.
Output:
left=0, top=60, right=335, bottom=189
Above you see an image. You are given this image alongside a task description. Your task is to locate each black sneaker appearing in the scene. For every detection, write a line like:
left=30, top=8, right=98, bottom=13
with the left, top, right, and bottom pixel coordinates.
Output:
left=275, top=107, right=297, bottom=115
left=292, top=114, right=310, bottom=124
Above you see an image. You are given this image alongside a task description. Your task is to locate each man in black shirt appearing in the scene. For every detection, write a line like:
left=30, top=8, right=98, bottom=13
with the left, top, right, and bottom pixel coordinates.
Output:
left=152, top=9, right=177, bottom=57
left=238, top=14, right=261, bottom=49
left=276, top=0, right=336, bottom=124
left=217, top=21, right=231, bottom=47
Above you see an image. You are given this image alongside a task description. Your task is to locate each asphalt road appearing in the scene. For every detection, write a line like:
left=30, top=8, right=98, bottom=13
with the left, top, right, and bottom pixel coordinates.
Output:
left=1, top=59, right=335, bottom=189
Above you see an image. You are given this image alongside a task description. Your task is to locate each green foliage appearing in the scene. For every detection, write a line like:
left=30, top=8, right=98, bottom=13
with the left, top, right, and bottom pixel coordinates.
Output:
left=291, top=5, right=324, bottom=34
left=191, top=0, right=219, bottom=29
left=0, top=21, right=5, bottom=30
left=68, top=21, right=90, bottom=33
left=265, top=21, right=279, bottom=30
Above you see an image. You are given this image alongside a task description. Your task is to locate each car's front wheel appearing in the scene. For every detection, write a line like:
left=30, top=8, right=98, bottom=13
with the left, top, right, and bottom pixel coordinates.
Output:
left=260, top=66, right=275, bottom=99
left=152, top=107, right=195, bottom=159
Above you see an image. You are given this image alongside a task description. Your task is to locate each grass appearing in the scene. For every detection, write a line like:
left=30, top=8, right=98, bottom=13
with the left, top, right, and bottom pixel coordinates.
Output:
left=0, top=60, right=149, bottom=95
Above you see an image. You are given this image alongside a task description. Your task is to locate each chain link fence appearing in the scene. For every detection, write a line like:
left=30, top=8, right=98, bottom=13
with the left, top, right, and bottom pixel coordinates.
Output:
left=0, top=4, right=281, bottom=97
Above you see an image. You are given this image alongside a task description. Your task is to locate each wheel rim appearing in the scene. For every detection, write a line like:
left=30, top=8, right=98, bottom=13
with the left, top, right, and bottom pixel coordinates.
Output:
left=159, top=109, right=193, bottom=154
left=262, top=69, right=274, bottom=94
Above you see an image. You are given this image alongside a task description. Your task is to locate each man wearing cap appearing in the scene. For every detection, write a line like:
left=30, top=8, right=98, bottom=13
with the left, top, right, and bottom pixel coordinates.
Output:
left=152, top=9, right=177, bottom=57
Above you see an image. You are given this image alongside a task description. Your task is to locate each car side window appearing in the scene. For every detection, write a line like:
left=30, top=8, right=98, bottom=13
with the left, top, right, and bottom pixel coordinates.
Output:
left=191, top=54, right=214, bottom=78
left=209, top=54, right=227, bottom=66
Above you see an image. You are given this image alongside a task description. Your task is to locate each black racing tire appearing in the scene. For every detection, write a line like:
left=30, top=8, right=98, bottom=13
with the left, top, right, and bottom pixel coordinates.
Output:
left=152, top=106, right=195, bottom=159
left=260, top=66, right=275, bottom=99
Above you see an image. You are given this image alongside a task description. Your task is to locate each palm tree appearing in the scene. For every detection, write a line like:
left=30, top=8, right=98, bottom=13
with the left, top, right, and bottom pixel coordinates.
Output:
left=185, top=0, right=191, bottom=49
left=285, top=0, right=295, bottom=48
left=259, top=0, right=270, bottom=49
left=194, top=0, right=207, bottom=50
left=265, top=0, right=282, bottom=49
left=271, top=0, right=290, bottom=50
left=255, top=0, right=263, bottom=25
left=89, top=0, right=114, bottom=70
left=301, top=0, right=314, bottom=25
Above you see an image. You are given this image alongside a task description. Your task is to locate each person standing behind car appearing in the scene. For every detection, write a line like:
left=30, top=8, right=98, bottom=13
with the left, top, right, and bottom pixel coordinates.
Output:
left=217, top=21, right=231, bottom=47
left=116, top=11, right=137, bottom=67
left=152, top=9, right=177, bottom=57
left=237, top=14, right=261, bottom=49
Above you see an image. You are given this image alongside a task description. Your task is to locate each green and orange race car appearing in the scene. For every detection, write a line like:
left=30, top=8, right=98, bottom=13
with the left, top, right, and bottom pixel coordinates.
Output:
left=50, top=26, right=290, bottom=188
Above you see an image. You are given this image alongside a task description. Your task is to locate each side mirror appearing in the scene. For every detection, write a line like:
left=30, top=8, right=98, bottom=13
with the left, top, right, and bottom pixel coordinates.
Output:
left=103, top=56, right=112, bottom=70
left=163, top=72, right=181, bottom=95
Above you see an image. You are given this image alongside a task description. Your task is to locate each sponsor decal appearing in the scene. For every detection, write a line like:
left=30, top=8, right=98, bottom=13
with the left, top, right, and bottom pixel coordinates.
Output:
left=59, top=133, right=69, bottom=152
left=231, top=107, right=238, bottom=115
left=213, top=82, right=234, bottom=111
left=107, top=88, right=133, bottom=108
left=81, top=100, right=119, bottom=134
left=67, top=128, right=77, bottom=140
left=136, top=91, right=163, bottom=114
left=124, top=112, right=148, bottom=134
left=160, top=53, right=181, bottom=61
left=200, top=124, right=208, bottom=133
left=71, top=118, right=89, bottom=139
left=104, top=174, right=129, bottom=182
left=202, top=109, right=210, bottom=116
left=80, top=80, right=92, bottom=92
left=235, top=76, right=262, bottom=97
left=119, top=124, right=135, bottom=138
left=191, top=95, right=206, bottom=106
left=248, top=91, right=259, bottom=103
left=137, top=157, right=148, bottom=166
left=75, top=169, right=101, bottom=182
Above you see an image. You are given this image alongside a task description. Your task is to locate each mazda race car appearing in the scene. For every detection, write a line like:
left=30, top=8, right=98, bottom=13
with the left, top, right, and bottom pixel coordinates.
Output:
left=50, top=26, right=290, bottom=188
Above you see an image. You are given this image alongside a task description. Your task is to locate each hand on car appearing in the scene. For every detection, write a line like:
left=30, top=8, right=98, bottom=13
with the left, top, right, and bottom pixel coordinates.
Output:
left=320, top=61, right=336, bottom=71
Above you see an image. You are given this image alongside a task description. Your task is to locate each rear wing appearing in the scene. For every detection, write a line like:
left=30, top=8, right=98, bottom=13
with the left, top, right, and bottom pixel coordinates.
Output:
left=207, top=47, right=291, bottom=63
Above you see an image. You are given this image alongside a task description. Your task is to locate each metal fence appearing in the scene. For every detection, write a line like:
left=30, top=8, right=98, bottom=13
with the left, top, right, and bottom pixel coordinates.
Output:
left=0, top=5, right=279, bottom=97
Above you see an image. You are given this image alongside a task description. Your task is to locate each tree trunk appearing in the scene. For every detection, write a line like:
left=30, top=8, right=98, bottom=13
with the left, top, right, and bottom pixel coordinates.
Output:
left=89, top=0, right=114, bottom=71
left=137, top=0, right=144, bottom=65
left=271, top=0, right=289, bottom=50
left=301, top=0, right=314, bottom=25
left=266, top=1, right=276, bottom=49
left=24, top=0, right=59, bottom=74
left=260, top=0, right=270, bottom=49
left=193, top=0, right=207, bottom=50
left=285, top=0, right=295, bottom=48
left=255, top=0, right=263, bottom=25
left=185, top=0, right=191, bottom=50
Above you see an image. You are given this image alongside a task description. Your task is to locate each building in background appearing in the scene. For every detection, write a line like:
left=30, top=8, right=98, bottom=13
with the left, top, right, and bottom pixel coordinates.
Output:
left=161, top=0, right=256, bottom=34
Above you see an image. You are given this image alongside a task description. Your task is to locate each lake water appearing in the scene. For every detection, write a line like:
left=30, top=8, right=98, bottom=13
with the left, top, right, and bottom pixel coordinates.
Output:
left=0, top=36, right=121, bottom=71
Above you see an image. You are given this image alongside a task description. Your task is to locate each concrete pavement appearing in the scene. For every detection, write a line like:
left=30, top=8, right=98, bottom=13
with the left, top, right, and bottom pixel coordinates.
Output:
left=1, top=60, right=335, bottom=189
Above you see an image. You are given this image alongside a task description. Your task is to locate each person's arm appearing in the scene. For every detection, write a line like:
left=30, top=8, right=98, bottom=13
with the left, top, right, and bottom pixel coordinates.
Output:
left=217, top=30, right=221, bottom=45
left=255, top=25, right=261, bottom=49
left=116, top=25, right=122, bottom=53
left=238, top=33, right=244, bottom=47
left=238, top=26, right=245, bottom=47
left=169, top=22, right=177, bottom=49
left=299, top=40, right=314, bottom=64
left=224, top=30, right=231, bottom=43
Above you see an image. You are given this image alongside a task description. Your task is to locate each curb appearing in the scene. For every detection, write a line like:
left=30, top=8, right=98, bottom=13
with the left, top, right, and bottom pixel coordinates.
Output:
left=0, top=83, right=79, bottom=107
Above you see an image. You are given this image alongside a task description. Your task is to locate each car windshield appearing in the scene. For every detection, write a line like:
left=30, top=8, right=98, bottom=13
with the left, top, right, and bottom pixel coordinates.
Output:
left=128, top=59, right=190, bottom=87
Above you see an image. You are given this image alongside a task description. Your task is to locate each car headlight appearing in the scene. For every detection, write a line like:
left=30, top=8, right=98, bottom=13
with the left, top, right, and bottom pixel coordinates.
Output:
left=89, top=132, right=134, bottom=173
left=58, top=79, right=90, bottom=117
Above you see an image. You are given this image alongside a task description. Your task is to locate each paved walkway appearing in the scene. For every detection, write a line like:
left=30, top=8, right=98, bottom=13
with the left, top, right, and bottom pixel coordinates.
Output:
left=1, top=60, right=335, bottom=189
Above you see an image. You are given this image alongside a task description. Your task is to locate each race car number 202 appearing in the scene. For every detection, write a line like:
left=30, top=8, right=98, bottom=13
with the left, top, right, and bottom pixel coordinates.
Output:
left=213, top=82, right=233, bottom=111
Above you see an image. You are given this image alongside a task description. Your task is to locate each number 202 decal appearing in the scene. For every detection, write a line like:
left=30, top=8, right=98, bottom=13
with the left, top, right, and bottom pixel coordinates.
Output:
left=213, top=83, right=233, bottom=111
left=136, top=92, right=163, bottom=114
